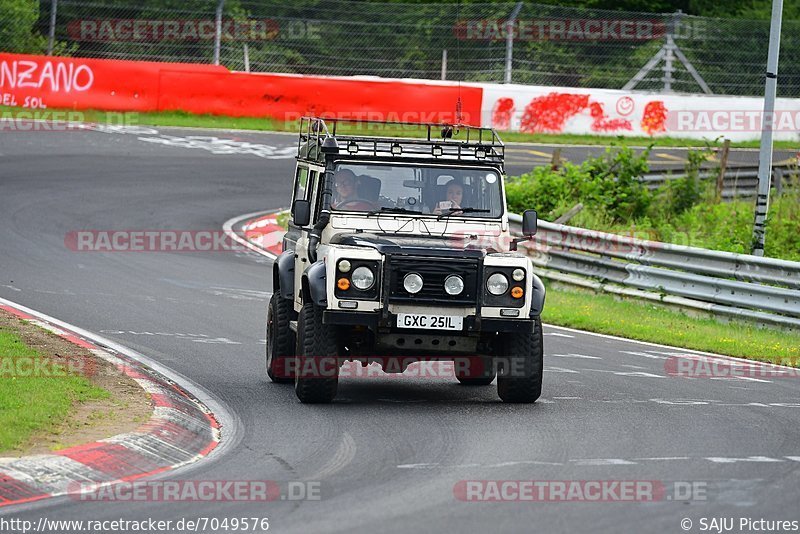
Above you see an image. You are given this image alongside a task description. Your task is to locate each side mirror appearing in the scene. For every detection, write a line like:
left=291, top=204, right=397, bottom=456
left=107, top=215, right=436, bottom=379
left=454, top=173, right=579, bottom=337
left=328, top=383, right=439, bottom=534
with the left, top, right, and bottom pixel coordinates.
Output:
left=293, top=199, right=311, bottom=227
left=522, top=209, right=538, bottom=236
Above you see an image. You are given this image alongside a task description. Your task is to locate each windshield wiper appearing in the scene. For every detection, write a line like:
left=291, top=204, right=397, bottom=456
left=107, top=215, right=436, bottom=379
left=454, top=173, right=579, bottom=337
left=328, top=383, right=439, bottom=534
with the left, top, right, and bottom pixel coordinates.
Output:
left=437, top=207, right=491, bottom=220
left=367, top=206, right=422, bottom=216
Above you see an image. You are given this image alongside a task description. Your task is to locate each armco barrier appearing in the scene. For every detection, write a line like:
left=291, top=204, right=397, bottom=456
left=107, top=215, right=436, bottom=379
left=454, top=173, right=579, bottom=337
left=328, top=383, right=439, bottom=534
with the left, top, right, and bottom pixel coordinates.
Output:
left=0, top=53, right=482, bottom=123
left=508, top=214, right=800, bottom=329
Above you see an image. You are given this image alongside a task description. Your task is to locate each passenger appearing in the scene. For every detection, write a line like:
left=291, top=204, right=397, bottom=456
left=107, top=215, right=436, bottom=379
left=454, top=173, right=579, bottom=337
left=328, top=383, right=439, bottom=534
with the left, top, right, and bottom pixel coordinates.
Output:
left=433, top=179, right=464, bottom=214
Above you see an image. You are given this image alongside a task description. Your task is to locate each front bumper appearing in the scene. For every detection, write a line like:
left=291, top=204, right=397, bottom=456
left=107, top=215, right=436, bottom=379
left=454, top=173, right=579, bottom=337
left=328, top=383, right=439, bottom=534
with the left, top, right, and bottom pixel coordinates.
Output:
left=323, top=310, right=535, bottom=334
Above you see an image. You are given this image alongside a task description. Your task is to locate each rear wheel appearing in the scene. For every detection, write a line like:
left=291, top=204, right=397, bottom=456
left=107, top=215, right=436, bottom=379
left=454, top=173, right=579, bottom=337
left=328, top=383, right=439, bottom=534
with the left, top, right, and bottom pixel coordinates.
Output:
left=295, top=302, right=339, bottom=403
left=455, top=355, right=496, bottom=386
left=266, top=292, right=295, bottom=383
left=496, top=318, right=544, bottom=403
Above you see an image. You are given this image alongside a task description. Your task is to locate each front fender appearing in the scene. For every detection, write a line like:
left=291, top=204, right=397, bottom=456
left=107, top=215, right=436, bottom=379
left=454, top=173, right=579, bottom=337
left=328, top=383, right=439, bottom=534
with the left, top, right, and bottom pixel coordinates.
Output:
left=529, top=273, right=546, bottom=317
left=302, top=260, right=327, bottom=308
left=274, top=251, right=295, bottom=300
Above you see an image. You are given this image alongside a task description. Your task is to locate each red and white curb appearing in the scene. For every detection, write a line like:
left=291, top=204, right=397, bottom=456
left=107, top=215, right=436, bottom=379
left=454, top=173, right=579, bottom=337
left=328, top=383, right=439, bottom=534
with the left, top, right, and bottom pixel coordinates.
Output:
left=0, top=298, right=224, bottom=508
left=223, top=210, right=287, bottom=259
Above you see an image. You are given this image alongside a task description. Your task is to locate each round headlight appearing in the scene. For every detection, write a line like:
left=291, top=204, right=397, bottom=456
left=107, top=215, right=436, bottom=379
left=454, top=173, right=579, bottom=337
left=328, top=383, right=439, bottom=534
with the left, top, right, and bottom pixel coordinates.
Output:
left=351, top=266, right=375, bottom=290
left=512, top=268, right=525, bottom=282
left=486, top=273, right=509, bottom=295
left=338, top=259, right=351, bottom=273
left=403, top=273, right=423, bottom=294
left=444, top=275, right=464, bottom=296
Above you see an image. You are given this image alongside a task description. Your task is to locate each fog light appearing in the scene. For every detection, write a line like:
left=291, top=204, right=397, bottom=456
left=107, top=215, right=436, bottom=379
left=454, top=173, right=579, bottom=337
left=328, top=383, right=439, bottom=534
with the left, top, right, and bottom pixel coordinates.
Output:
left=337, top=278, right=351, bottom=290
left=338, top=301, right=358, bottom=309
left=444, top=275, right=464, bottom=296
left=403, top=273, right=423, bottom=294
left=511, top=287, right=524, bottom=299
left=512, top=268, right=525, bottom=282
left=500, top=309, right=520, bottom=317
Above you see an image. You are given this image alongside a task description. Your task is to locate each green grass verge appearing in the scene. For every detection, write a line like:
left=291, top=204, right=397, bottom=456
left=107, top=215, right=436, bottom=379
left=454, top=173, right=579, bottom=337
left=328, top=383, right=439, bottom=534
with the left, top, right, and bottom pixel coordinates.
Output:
left=0, top=327, right=109, bottom=452
left=543, top=285, right=800, bottom=365
left=3, top=105, right=795, bottom=150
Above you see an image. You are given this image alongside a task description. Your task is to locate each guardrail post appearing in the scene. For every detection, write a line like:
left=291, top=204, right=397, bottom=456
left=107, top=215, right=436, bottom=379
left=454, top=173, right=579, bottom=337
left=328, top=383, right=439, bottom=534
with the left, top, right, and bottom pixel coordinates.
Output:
left=716, top=139, right=731, bottom=203
left=441, top=49, right=448, bottom=80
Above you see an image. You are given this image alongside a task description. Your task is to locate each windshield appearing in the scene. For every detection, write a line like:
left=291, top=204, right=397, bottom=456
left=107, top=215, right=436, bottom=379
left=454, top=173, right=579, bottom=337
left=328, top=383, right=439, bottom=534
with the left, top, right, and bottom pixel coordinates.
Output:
left=329, top=163, right=503, bottom=218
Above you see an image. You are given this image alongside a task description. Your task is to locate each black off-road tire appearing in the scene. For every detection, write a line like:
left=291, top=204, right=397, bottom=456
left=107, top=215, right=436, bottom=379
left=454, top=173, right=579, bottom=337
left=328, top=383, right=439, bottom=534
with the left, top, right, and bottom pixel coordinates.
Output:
left=266, top=292, right=295, bottom=383
left=455, top=355, right=496, bottom=386
left=496, top=318, right=544, bottom=403
left=295, top=302, right=339, bottom=403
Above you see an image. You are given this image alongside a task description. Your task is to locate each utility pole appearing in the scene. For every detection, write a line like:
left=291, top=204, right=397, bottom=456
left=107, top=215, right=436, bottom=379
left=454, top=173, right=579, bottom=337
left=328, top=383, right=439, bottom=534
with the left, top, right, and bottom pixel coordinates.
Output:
left=751, top=0, right=784, bottom=256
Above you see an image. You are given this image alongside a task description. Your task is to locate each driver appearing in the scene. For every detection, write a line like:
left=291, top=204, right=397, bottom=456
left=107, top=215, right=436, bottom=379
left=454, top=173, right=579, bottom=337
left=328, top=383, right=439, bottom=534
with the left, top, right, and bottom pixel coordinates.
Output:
left=332, top=169, right=359, bottom=209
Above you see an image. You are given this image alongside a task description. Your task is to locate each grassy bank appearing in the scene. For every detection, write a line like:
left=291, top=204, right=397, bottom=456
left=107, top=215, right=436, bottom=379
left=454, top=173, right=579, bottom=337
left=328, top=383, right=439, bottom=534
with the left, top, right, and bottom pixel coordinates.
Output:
left=0, top=327, right=108, bottom=452
left=544, top=286, right=800, bottom=365
left=3, top=105, right=796, bottom=150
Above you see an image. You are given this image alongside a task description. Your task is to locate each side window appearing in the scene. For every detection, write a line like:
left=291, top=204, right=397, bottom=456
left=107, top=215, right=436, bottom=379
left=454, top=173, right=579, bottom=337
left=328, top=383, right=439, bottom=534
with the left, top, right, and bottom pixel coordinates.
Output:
left=306, top=170, right=319, bottom=221
left=291, top=166, right=309, bottom=215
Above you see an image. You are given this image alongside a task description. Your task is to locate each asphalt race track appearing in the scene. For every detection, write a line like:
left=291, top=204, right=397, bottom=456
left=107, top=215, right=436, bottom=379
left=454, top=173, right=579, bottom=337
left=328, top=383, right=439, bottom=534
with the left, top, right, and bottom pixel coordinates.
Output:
left=1, top=126, right=799, bottom=533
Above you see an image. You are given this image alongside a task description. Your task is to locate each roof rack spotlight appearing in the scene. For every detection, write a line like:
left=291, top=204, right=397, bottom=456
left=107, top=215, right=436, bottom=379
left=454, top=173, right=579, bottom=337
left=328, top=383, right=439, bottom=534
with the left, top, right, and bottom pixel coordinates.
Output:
left=475, top=147, right=487, bottom=159
left=391, top=143, right=403, bottom=156
left=432, top=145, right=443, bottom=157
left=321, top=136, right=340, bottom=154
left=347, top=141, right=359, bottom=154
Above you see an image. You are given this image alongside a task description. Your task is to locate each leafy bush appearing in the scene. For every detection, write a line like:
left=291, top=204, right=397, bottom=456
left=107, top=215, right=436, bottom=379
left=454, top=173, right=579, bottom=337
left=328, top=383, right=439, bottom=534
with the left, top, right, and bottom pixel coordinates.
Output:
left=506, top=145, right=652, bottom=223
left=506, top=143, right=800, bottom=260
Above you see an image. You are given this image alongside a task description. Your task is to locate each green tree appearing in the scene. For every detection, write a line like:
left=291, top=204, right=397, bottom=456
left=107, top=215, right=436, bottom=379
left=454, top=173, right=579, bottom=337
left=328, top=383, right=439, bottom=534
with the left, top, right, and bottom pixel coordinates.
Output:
left=0, top=0, right=47, bottom=53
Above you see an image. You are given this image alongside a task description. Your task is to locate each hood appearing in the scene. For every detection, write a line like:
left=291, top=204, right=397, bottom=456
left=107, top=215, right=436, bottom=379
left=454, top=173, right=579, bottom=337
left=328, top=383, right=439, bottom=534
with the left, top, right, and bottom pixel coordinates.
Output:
left=329, top=232, right=503, bottom=257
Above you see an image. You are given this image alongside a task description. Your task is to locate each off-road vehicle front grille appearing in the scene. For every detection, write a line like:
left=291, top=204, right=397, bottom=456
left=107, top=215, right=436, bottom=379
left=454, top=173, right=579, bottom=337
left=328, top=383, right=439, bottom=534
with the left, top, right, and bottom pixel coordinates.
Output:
left=387, top=257, right=480, bottom=306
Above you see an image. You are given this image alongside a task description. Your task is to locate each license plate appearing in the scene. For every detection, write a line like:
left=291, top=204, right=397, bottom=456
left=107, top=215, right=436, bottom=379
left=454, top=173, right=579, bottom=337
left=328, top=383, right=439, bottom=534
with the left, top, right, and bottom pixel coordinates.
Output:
left=396, top=314, right=463, bottom=331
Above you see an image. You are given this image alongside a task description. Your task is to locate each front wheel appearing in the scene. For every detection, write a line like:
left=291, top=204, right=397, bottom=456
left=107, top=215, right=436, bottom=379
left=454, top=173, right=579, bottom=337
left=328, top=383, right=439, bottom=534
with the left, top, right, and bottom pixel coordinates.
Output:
left=266, top=293, right=295, bottom=383
left=496, top=318, right=544, bottom=403
left=295, top=302, right=339, bottom=403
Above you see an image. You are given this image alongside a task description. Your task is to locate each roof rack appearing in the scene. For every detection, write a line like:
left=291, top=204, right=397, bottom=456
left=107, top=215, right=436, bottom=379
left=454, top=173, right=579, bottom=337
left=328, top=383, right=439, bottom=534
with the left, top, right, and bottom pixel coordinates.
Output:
left=297, top=117, right=505, bottom=166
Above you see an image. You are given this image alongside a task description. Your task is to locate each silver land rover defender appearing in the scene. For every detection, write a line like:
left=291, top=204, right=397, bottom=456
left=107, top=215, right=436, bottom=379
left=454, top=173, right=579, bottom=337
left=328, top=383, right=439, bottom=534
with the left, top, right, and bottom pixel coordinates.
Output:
left=266, top=118, right=544, bottom=403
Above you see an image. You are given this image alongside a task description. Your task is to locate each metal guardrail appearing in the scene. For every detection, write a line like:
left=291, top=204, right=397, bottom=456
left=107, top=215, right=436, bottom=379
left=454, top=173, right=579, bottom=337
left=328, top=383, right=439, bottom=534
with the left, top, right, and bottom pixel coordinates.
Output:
left=640, top=165, right=799, bottom=200
left=508, top=214, right=800, bottom=328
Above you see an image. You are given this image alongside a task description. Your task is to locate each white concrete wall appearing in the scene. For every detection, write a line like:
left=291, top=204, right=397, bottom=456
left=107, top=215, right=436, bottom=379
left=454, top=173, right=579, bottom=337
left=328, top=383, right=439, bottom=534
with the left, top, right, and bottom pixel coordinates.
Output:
left=478, top=83, right=800, bottom=142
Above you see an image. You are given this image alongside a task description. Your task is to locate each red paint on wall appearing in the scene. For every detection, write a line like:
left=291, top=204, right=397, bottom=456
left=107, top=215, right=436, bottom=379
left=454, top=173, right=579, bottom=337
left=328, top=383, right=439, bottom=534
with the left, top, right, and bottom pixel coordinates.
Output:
left=519, top=93, right=589, bottom=133
left=589, top=102, right=632, bottom=132
left=641, top=101, right=667, bottom=135
left=491, top=97, right=515, bottom=130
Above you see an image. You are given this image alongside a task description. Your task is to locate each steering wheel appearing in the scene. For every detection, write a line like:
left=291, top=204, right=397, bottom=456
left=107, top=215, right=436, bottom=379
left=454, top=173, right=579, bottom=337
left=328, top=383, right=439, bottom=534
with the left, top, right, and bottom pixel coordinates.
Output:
left=335, top=199, right=376, bottom=211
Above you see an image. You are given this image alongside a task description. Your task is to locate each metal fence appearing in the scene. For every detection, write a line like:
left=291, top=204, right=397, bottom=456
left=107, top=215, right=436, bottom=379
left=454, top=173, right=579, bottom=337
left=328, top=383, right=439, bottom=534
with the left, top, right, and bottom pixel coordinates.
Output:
left=509, top=214, right=800, bottom=329
left=641, top=164, right=800, bottom=201
left=2, top=0, right=797, bottom=97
